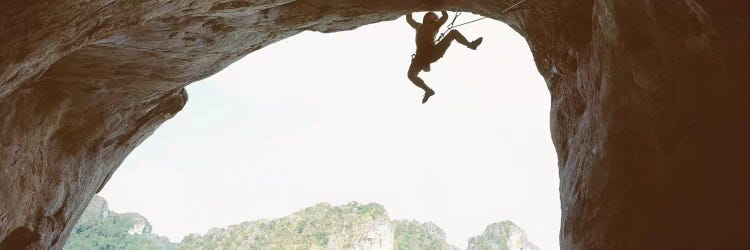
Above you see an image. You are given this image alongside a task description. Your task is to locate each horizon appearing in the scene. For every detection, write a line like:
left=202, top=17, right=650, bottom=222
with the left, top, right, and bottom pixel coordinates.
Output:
left=89, top=194, right=536, bottom=247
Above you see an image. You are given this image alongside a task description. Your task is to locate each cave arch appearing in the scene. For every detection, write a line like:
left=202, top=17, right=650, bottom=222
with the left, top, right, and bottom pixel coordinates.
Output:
left=0, top=0, right=748, bottom=249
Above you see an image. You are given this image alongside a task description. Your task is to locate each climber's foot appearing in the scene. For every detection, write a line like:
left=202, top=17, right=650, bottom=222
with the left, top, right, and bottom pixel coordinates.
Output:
left=422, top=89, right=435, bottom=104
left=468, top=37, right=483, bottom=50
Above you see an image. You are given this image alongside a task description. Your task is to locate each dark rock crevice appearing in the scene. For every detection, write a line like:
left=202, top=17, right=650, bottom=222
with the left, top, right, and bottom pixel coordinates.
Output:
left=0, top=227, right=41, bottom=249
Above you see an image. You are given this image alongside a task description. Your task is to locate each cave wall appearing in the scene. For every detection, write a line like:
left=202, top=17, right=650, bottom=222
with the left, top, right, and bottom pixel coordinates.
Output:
left=1, top=0, right=748, bottom=249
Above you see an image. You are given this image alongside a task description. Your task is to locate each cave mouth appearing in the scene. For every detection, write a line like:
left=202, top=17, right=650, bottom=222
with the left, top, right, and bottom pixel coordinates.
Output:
left=2, top=1, right=557, bottom=247
left=93, top=14, right=560, bottom=249
left=4, top=1, right=748, bottom=249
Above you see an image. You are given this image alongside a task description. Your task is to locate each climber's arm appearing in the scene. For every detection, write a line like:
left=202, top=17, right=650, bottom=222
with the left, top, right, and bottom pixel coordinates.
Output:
left=438, top=10, right=449, bottom=25
left=406, top=13, right=420, bottom=29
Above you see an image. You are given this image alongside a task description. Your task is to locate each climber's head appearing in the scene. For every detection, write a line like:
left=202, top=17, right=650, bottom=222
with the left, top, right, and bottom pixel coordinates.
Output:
left=423, top=12, right=438, bottom=24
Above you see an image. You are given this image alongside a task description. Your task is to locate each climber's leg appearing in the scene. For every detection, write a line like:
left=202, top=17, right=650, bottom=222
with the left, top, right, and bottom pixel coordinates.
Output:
left=432, top=30, right=483, bottom=62
left=407, top=58, right=435, bottom=103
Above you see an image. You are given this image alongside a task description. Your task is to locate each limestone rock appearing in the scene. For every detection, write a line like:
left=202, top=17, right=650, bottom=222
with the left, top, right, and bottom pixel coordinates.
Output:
left=393, top=220, right=461, bottom=250
left=175, top=202, right=394, bottom=250
left=467, top=221, right=539, bottom=250
left=64, top=195, right=174, bottom=250
left=1, top=0, right=748, bottom=249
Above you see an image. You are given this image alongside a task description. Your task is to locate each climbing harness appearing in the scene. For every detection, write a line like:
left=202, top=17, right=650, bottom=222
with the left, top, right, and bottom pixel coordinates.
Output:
left=435, top=0, right=530, bottom=43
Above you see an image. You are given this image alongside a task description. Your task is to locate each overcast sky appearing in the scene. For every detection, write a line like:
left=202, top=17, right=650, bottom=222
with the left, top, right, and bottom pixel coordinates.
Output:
left=99, top=13, right=560, bottom=249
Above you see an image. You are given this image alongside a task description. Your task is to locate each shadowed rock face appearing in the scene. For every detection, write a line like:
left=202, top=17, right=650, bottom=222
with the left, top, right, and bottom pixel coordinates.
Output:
left=1, top=0, right=748, bottom=249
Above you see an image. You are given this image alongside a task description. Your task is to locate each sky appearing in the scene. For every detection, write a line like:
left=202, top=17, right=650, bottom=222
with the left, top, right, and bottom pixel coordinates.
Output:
left=99, top=13, right=560, bottom=249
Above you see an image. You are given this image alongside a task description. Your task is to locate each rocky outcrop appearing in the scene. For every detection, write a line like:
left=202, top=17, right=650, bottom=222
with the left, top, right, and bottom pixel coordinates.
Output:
left=122, top=213, right=152, bottom=235
left=467, top=221, right=539, bottom=250
left=355, top=219, right=394, bottom=250
left=176, top=202, right=394, bottom=250
left=64, top=196, right=175, bottom=250
left=393, top=220, right=461, bottom=250
left=1, top=0, right=748, bottom=249
left=171, top=202, right=466, bottom=250
left=66, top=197, right=534, bottom=250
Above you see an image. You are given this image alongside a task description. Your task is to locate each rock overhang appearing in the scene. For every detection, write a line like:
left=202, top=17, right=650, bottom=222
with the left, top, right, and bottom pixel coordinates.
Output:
left=1, top=0, right=748, bottom=249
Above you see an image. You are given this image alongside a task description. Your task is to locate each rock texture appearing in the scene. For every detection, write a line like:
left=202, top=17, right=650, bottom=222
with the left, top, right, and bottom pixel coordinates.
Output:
left=0, top=0, right=748, bottom=249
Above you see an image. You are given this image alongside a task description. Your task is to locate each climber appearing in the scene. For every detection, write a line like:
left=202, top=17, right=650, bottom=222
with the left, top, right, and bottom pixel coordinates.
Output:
left=406, top=11, right=483, bottom=103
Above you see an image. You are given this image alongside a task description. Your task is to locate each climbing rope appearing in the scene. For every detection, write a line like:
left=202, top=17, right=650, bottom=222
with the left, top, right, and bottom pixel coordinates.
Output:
left=410, top=0, right=529, bottom=59
left=435, top=0, right=530, bottom=43
left=435, top=12, right=463, bottom=42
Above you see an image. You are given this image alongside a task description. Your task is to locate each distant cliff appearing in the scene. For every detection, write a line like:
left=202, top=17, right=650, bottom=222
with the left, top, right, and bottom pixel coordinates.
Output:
left=64, top=196, right=174, bottom=250
left=177, top=202, right=394, bottom=250
left=393, top=220, right=460, bottom=250
left=467, top=221, right=540, bottom=250
left=66, top=197, right=540, bottom=250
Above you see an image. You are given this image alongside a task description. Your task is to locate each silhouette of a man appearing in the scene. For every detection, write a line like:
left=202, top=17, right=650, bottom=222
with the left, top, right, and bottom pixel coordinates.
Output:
left=406, top=11, right=483, bottom=103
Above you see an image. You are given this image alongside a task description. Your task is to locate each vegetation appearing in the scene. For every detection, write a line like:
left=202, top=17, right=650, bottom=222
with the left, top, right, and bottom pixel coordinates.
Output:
left=393, top=220, right=459, bottom=250
left=176, top=202, right=390, bottom=250
left=466, top=221, right=540, bottom=250
left=65, top=197, right=539, bottom=250
left=64, top=196, right=174, bottom=250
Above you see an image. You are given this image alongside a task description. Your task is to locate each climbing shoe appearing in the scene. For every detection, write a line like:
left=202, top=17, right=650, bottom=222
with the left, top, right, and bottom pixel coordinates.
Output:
left=469, top=37, right=484, bottom=50
left=422, top=89, right=435, bottom=104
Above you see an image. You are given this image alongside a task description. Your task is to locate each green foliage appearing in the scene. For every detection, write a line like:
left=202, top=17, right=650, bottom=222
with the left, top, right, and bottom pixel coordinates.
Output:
left=466, top=221, right=518, bottom=250
left=175, top=202, right=389, bottom=250
left=393, top=220, right=459, bottom=250
left=66, top=197, right=534, bottom=250
left=315, top=232, right=329, bottom=245
left=65, top=214, right=173, bottom=250
left=64, top=196, right=174, bottom=250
